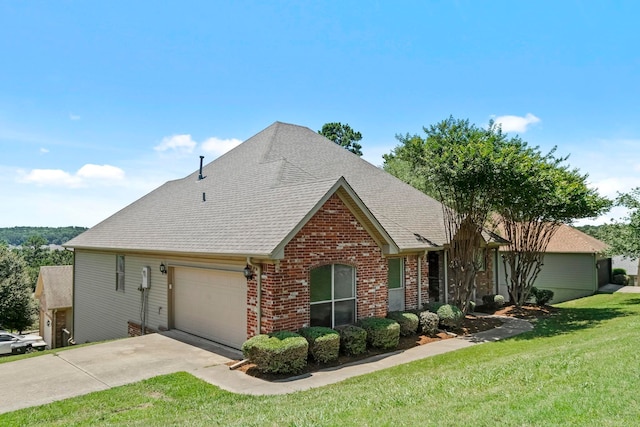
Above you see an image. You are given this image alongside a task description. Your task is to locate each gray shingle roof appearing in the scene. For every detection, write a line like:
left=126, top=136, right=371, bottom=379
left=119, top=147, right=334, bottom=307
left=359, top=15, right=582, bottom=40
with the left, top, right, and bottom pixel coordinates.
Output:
left=35, top=265, right=73, bottom=310
left=66, top=122, right=453, bottom=257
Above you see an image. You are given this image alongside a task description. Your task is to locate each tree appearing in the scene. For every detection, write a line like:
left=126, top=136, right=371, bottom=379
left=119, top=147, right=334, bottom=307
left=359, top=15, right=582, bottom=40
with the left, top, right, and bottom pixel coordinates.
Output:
left=319, top=122, right=363, bottom=156
left=0, top=245, right=36, bottom=332
left=603, top=188, right=640, bottom=258
left=387, top=117, right=512, bottom=312
left=385, top=116, right=610, bottom=309
left=20, top=234, right=48, bottom=291
left=493, top=146, right=610, bottom=305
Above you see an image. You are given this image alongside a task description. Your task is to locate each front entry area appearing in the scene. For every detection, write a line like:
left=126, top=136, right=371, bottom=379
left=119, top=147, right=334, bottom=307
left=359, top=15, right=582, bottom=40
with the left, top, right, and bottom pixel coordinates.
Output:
left=172, top=267, right=247, bottom=349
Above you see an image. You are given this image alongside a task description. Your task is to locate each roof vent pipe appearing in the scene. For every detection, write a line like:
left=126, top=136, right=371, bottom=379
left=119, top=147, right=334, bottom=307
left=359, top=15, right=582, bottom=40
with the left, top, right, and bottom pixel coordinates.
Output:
left=198, top=155, right=205, bottom=180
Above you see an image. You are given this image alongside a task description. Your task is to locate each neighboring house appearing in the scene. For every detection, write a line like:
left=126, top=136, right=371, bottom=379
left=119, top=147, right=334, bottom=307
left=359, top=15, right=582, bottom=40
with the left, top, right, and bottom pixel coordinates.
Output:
left=612, top=255, right=639, bottom=286
left=497, top=224, right=610, bottom=303
left=34, top=265, right=73, bottom=349
left=65, top=122, right=503, bottom=349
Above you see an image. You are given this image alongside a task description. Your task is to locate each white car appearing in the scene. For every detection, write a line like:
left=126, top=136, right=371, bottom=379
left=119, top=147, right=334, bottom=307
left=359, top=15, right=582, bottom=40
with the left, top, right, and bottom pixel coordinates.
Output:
left=0, top=330, right=47, bottom=355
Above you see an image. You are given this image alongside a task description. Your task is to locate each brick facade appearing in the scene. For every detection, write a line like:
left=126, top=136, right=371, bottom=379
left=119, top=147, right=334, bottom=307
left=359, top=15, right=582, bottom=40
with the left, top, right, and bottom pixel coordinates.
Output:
left=247, top=194, right=391, bottom=336
left=245, top=193, right=501, bottom=338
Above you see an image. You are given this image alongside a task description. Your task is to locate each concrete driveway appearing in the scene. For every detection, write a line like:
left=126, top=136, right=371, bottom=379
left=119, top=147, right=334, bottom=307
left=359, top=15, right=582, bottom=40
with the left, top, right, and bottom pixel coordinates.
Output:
left=0, top=332, right=236, bottom=414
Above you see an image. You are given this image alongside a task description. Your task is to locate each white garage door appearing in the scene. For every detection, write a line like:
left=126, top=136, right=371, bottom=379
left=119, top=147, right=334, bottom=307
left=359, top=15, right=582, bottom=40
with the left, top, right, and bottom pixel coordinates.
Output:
left=173, top=267, right=247, bottom=349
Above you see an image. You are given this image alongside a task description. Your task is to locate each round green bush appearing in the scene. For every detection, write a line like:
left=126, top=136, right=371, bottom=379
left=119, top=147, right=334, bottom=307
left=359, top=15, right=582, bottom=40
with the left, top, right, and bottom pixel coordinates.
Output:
left=335, top=324, right=367, bottom=356
left=436, top=304, right=464, bottom=329
left=612, top=274, right=629, bottom=286
left=530, top=287, right=555, bottom=306
left=241, top=331, right=308, bottom=375
left=494, top=294, right=505, bottom=307
left=386, top=311, right=419, bottom=336
left=298, top=326, right=340, bottom=363
left=424, top=301, right=444, bottom=313
left=358, top=317, right=400, bottom=350
left=418, top=311, right=439, bottom=335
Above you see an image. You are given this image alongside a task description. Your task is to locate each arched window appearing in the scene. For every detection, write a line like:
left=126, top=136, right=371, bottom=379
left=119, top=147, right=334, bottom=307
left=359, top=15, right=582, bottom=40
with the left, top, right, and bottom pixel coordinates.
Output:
left=310, top=264, right=356, bottom=328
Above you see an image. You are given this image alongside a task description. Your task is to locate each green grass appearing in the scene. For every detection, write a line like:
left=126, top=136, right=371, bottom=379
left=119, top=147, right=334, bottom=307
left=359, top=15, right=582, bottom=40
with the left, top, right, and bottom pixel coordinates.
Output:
left=3, top=293, right=640, bottom=426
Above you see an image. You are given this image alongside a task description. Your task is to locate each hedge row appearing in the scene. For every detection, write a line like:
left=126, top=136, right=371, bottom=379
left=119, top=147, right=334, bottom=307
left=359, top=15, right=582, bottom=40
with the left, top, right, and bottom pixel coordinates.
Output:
left=242, top=317, right=406, bottom=374
left=242, top=303, right=475, bottom=375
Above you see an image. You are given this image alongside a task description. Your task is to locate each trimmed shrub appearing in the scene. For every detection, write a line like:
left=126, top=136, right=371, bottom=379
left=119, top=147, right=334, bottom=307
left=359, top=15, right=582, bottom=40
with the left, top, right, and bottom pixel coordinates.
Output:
left=418, top=311, right=439, bottom=336
left=241, top=331, right=308, bottom=375
left=424, top=301, right=444, bottom=313
left=612, top=274, right=630, bottom=286
left=613, top=267, right=627, bottom=276
left=298, top=327, right=340, bottom=363
left=335, top=324, right=367, bottom=356
left=436, top=304, right=464, bottom=329
left=386, top=311, right=419, bottom=336
left=481, top=294, right=505, bottom=310
left=530, top=287, right=554, bottom=306
left=358, top=317, right=400, bottom=350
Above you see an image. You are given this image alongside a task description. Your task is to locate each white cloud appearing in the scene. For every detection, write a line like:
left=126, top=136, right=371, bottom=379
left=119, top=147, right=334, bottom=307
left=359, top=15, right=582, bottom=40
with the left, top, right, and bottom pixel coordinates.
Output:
left=19, top=169, right=81, bottom=187
left=154, top=134, right=197, bottom=154
left=69, top=113, right=81, bottom=120
left=201, top=137, right=242, bottom=157
left=77, top=164, right=125, bottom=180
left=39, top=148, right=49, bottom=154
left=493, top=113, right=540, bottom=133
left=18, top=164, right=126, bottom=188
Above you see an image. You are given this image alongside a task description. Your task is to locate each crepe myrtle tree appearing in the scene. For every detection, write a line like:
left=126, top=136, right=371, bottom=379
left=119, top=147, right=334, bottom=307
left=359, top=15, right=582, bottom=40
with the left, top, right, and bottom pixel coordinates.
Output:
left=319, top=122, right=363, bottom=156
left=385, top=116, right=610, bottom=310
left=491, top=144, right=611, bottom=306
left=387, top=117, right=515, bottom=312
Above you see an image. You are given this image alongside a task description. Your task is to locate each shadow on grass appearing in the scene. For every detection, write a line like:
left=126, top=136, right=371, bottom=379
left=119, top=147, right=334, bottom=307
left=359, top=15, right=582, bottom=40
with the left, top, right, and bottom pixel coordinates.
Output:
left=619, top=297, right=640, bottom=305
left=511, top=306, right=629, bottom=340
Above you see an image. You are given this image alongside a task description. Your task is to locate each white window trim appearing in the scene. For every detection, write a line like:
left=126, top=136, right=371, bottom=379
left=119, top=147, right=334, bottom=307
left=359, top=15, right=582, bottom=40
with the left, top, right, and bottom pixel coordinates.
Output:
left=388, top=257, right=405, bottom=289
left=310, top=264, right=357, bottom=328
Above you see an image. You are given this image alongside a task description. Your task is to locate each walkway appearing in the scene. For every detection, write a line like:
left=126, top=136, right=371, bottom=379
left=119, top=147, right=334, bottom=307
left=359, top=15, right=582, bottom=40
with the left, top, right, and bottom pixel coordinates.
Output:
left=192, top=316, right=533, bottom=395
left=598, top=283, right=640, bottom=293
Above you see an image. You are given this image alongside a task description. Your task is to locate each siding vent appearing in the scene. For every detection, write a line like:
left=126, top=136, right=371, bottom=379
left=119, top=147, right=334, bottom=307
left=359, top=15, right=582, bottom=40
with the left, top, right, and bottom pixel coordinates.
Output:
left=202, top=192, right=206, bottom=202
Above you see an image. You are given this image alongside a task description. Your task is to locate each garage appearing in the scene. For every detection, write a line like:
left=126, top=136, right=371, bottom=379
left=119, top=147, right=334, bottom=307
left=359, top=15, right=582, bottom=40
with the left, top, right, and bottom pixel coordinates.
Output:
left=172, top=267, right=247, bottom=349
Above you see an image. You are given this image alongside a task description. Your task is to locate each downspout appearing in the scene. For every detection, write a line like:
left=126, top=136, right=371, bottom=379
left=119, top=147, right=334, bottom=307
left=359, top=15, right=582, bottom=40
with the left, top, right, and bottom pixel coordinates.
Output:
left=52, top=309, right=58, bottom=348
left=494, top=247, right=499, bottom=294
left=231, top=257, right=262, bottom=371
left=417, top=253, right=423, bottom=308
left=594, top=253, right=599, bottom=292
left=444, top=250, right=449, bottom=304
left=247, top=257, right=262, bottom=335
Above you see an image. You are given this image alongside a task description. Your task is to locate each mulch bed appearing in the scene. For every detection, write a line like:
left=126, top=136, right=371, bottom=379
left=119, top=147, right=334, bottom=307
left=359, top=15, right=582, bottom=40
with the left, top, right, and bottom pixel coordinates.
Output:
left=229, top=304, right=556, bottom=381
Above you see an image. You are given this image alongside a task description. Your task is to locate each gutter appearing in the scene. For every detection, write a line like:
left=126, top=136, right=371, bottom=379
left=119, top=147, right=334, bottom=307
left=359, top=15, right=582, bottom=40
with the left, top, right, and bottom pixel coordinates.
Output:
left=247, top=257, right=262, bottom=335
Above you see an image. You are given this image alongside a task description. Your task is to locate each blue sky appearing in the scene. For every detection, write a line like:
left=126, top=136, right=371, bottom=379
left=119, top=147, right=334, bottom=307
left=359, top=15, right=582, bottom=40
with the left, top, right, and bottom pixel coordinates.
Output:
left=1, top=1, right=638, bottom=227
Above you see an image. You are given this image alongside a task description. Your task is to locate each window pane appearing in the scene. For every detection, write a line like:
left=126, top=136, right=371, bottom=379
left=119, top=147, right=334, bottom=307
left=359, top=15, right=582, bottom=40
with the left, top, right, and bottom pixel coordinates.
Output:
left=334, top=264, right=354, bottom=299
left=310, top=303, right=332, bottom=327
left=310, top=265, right=332, bottom=302
left=117, top=255, right=125, bottom=272
left=388, top=258, right=402, bottom=289
left=334, top=300, right=355, bottom=326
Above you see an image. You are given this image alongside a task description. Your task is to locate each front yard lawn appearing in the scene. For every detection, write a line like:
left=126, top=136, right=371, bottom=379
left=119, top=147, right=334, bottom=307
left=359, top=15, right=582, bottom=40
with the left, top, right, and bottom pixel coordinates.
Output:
left=2, top=293, right=640, bottom=426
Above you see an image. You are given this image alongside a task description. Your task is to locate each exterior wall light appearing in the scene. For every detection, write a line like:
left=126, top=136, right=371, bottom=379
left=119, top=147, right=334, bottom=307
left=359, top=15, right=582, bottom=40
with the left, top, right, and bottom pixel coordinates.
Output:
left=243, top=264, right=255, bottom=280
left=159, top=263, right=168, bottom=275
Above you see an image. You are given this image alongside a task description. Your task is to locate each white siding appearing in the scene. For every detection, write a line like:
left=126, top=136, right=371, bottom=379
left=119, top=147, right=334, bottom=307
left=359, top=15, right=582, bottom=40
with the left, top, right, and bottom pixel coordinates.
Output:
left=74, top=251, right=168, bottom=344
left=498, top=253, right=597, bottom=304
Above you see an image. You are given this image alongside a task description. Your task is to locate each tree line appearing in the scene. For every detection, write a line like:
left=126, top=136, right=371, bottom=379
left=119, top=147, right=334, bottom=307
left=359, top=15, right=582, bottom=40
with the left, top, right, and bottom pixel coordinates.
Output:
left=0, top=226, right=87, bottom=246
